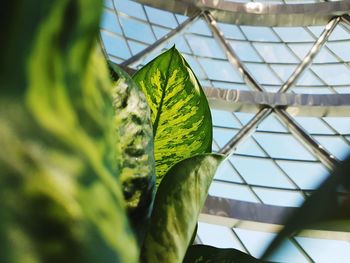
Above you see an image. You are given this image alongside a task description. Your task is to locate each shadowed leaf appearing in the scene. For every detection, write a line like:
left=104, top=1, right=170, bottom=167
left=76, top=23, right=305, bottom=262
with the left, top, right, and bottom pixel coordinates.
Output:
left=184, top=245, right=262, bottom=263
left=141, top=154, right=224, bottom=263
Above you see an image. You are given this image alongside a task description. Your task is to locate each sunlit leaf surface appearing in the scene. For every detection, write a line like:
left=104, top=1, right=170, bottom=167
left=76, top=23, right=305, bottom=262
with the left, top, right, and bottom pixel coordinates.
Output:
left=133, top=47, right=212, bottom=186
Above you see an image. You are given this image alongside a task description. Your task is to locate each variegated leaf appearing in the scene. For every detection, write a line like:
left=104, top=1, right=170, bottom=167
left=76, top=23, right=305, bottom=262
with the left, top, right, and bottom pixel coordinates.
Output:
left=109, top=62, right=156, bottom=241
left=133, top=47, right=212, bottom=186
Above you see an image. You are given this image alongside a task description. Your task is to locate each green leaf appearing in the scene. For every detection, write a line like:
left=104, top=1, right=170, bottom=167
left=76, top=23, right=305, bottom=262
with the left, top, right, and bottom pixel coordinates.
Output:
left=141, top=153, right=224, bottom=263
left=109, top=62, right=156, bottom=242
left=133, top=47, right=212, bottom=187
left=262, top=155, right=350, bottom=260
left=184, top=245, right=262, bottom=263
left=0, top=1, right=138, bottom=262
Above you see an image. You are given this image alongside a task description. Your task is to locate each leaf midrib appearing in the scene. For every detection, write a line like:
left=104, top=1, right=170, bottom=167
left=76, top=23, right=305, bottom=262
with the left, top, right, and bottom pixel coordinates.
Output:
left=152, top=49, right=175, bottom=138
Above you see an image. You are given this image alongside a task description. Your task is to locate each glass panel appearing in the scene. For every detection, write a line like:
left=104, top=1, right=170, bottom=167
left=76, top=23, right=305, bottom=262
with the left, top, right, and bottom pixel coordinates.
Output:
left=326, top=41, right=350, bottom=62
left=218, top=23, right=246, bottom=40
left=214, top=160, right=243, bottom=183
left=327, top=24, right=350, bottom=41
left=128, top=40, right=147, bottom=55
left=288, top=43, right=313, bottom=60
left=271, top=64, right=297, bottom=82
left=211, top=109, right=241, bottom=128
left=277, top=160, right=330, bottom=190
left=234, top=228, right=308, bottom=262
left=213, top=127, right=237, bottom=148
left=229, top=40, right=262, bottom=62
left=234, top=112, right=255, bottom=126
left=296, top=69, right=324, bottom=86
left=198, top=223, right=246, bottom=251
left=295, top=237, right=350, bottom=263
left=187, top=18, right=212, bottom=36
left=253, top=133, right=317, bottom=161
left=234, top=137, right=268, bottom=157
left=144, top=6, right=177, bottom=28
left=209, top=182, right=259, bottom=203
left=114, top=0, right=146, bottom=20
left=101, top=9, right=122, bottom=34
left=186, top=35, right=226, bottom=59
left=314, top=136, right=350, bottom=160
left=294, top=117, right=335, bottom=135
left=100, top=31, right=131, bottom=59
left=323, top=117, right=350, bottom=134
left=253, top=187, right=305, bottom=207
left=312, top=64, right=350, bottom=86
left=253, top=42, right=299, bottom=63
left=245, top=63, right=282, bottom=85
left=152, top=26, right=170, bottom=39
left=231, top=156, right=294, bottom=188
left=256, top=114, right=288, bottom=133
left=199, top=58, right=244, bottom=82
left=119, top=16, right=155, bottom=44
left=312, top=46, right=339, bottom=63
left=182, top=55, right=207, bottom=79
left=212, top=81, right=250, bottom=91
left=273, top=27, right=314, bottom=42
left=240, top=26, right=280, bottom=42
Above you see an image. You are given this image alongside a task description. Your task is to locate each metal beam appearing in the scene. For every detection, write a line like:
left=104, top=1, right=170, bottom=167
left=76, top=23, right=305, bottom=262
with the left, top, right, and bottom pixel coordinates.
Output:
left=134, top=0, right=350, bottom=26
left=278, top=17, right=340, bottom=93
left=120, top=10, right=201, bottom=67
left=205, top=87, right=350, bottom=117
left=200, top=195, right=350, bottom=240
left=274, top=108, right=338, bottom=170
left=203, top=11, right=263, bottom=92
left=219, top=107, right=272, bottom=156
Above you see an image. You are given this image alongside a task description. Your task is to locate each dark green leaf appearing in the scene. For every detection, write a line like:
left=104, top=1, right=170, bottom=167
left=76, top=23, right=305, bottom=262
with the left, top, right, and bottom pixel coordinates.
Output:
left=0, top=1, right=138, bottom=262
left=184, top=245, right=262, bottom=263
left=262, top=155, right=350, bottom=260
left=109, top=62, right=156, bottom=230
left=141, top=154, right=224, bottom=263
left=133, top=47, right=212, bottom=187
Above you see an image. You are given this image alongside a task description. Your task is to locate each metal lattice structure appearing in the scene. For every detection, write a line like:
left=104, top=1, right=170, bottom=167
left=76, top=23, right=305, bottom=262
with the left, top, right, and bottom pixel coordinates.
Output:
left=100, top=1, right=350, bottom=261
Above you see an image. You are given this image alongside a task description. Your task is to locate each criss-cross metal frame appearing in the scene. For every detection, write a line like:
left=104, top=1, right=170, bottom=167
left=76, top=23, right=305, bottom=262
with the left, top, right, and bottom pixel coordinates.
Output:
left=100, top=1, right=350, bottom=249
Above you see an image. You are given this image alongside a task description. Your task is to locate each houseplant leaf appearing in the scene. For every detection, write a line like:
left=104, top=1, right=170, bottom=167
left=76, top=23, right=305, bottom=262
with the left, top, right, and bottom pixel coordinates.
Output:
left=0, top=1, right=138, bottom=262
left=262, top=155, right=350, bottom=260
left=133, top=47, right=212, bottom=187
left=109, top=62, right=156, bottom=243
left=141, top=153, right=224, bottom=263
left=184, top=245, right=261, bottom=263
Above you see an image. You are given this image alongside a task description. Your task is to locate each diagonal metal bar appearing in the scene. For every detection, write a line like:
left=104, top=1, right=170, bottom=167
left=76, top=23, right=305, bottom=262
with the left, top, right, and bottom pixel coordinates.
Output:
left=278, top=17, right=340, bottom=93
left=203, top=11, right=271, bottom=157
left=341, top=14, right=350, bottom=28
left=219, top=107, right=272, bottom=157
left=203, top=11, right=264, bottom=92
left=274, top=108, right=338, bottom=170
left=120, top=10, right=201, bottom=68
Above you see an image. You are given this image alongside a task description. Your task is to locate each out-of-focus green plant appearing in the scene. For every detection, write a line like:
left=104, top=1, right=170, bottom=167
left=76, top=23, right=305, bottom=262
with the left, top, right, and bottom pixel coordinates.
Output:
left=0, top=1, right=138, bottom=262
left=1, top=0, right=226, bottom=262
